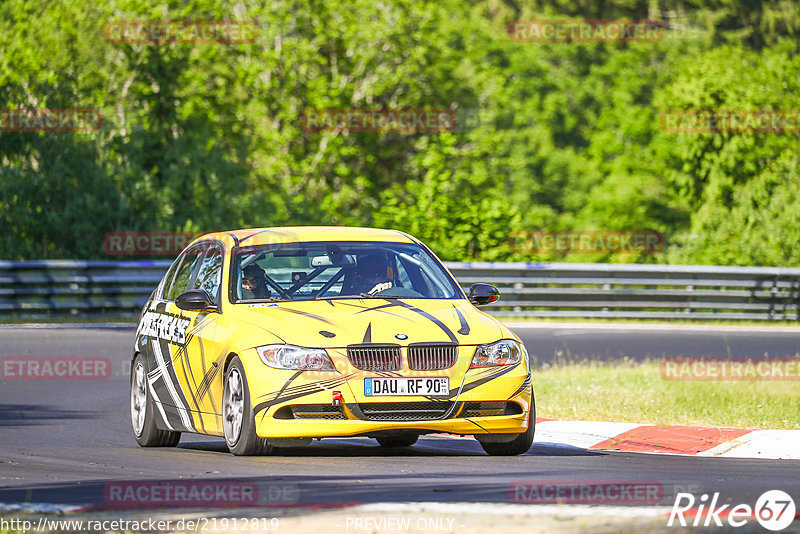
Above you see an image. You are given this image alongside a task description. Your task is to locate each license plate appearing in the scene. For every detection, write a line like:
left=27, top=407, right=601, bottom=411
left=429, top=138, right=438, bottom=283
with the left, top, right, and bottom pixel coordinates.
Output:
left=364, top=377, right=449, bottom=396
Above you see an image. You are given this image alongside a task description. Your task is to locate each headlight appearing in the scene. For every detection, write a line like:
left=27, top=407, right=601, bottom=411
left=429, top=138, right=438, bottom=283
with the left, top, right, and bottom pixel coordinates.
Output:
left=470, top=340, right=523, bottom=368
left=256, top=345, right=335, bottom=371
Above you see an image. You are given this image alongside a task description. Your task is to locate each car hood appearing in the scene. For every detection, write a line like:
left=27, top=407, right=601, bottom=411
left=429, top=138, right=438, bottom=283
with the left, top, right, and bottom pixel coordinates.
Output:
left=233, top=298, right=511, bottom=348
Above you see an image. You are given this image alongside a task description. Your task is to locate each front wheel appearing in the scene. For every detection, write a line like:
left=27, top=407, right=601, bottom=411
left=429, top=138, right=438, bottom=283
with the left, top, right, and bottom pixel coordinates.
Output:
left=223, top=356, right=273, bottom=456
left=478, top=395, right=535, bottom=456
left=130, top=354, right=181, bottom=447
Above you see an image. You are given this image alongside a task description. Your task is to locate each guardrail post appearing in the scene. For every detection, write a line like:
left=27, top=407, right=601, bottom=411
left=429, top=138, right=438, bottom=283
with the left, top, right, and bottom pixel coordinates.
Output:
left=514, top=281, right=523, bottom=313
left=685, top=284, right=693, bottom=314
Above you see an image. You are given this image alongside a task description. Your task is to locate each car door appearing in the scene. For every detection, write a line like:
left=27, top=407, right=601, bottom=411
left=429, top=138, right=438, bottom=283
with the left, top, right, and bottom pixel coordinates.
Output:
left=169, top=240, right=228, bottom=436
left=137, top=242, right=206, bottom=433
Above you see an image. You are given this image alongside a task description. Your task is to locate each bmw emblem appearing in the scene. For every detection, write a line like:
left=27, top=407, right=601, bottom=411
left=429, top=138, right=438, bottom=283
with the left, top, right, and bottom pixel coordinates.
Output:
left=395, top=333, right=408, bottom=340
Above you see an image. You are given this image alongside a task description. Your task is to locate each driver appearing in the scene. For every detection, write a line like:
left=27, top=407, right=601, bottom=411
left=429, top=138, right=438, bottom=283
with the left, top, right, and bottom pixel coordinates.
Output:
left=241, top=264, right=270, bottom=299
left=354, top=254, right=393, bottom=295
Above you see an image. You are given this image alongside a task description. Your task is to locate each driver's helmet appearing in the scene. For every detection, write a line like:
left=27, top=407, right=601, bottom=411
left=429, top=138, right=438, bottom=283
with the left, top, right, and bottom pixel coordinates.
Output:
left=356, top=254, right=391, bottom=284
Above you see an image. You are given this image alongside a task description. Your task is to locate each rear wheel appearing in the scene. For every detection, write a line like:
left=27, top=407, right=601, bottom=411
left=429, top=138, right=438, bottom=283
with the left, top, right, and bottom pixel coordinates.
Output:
left=376, top=434, right=419, bottom=448
left=130, top=354, right=181, bottom=447
left=478, top=396, right=535, bottom=456
left=223, top=357, right=273, bottom=456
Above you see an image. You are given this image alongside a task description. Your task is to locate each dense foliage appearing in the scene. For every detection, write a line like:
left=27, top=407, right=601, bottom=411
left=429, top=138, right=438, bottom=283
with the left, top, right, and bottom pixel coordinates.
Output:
left=1, top=0, right=798, bottom=264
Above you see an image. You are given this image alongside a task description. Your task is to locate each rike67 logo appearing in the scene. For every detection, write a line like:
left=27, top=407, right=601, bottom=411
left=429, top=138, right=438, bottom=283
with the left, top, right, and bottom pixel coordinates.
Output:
left=669, top=490, right=796, bottom=531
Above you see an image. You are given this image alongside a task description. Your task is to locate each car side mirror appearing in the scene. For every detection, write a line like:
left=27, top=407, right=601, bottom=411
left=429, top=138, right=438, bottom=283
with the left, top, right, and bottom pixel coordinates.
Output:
left=175, top=289, right=215, bottom=311
left=468, top=283, right=500, bottom=306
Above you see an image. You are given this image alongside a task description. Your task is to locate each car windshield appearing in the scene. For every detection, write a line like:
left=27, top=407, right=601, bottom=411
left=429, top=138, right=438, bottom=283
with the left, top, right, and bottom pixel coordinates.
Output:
left=230, top=241, right=462, bottom=302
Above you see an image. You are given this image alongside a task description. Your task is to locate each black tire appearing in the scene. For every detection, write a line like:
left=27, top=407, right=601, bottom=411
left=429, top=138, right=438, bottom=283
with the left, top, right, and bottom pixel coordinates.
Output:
left=376, top=434, right=419, bottom=448
left=130, top=354, right=181, bottom=447
left=478, top=396, right=535, bottom=456
left=223, top=356, right=273, bottom=456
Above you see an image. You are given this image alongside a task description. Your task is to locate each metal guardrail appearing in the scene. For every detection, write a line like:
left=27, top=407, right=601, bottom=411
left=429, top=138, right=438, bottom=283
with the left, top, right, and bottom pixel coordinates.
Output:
left=2, top=260, right=800, bottom=321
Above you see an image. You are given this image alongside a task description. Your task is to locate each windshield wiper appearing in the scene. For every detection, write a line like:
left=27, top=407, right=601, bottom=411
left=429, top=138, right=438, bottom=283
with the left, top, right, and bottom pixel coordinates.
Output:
left=241, top=296, right=285, bottom=303
left=359, top=293, right=402, bottom=299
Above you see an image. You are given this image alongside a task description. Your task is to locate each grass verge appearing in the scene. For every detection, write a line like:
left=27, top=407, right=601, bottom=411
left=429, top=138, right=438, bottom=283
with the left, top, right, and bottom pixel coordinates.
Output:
left=534, top=358, right=800, bottom=429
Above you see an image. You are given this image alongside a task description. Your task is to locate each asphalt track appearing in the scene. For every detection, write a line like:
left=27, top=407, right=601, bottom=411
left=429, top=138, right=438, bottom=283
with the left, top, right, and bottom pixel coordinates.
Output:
left=0, top=325, right=799, bottom=529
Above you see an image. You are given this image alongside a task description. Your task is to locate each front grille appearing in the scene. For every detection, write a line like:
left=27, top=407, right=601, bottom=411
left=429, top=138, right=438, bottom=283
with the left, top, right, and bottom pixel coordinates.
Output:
left=347, top=344, right=402, bottom=371
left=288, top=404, right=346, bottom=420
left=408, top=343, right=458, bottom=370
left=359, top=401, right=455, bottom=421
left=461, top=401, right=506, bottom=418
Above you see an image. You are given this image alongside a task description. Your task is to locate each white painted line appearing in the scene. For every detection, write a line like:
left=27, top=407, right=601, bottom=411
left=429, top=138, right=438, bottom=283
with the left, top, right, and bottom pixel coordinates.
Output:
left=534, top=420, right=645, bottom=450
left=699, top=429, right=800, bottom=460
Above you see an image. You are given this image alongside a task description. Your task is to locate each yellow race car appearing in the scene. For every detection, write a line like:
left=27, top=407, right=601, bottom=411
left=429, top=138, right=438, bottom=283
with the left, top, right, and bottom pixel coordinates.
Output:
left=130, top=227, right=534, bottom=455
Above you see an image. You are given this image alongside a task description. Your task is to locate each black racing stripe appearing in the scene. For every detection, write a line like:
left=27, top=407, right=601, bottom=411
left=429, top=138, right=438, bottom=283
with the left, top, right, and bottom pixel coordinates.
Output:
left=334, top=302, right=370, bottom=310
left=150, top=398, right=171, bottom=429
left=155, top=398, right=193, bottom=433
left=254, top=373, right=356, bottom=401
left=353, top=299, right=459, bottom=342
left=274, top=307, right=334, bottom=325
left=149, top=374, right=190, bottom=431
left=149, top=374, right=173, bottom=410
left=159, top=337, right=193, bottom=411
left=153, top=338, right=195, bottom=432
left=508, top=374, right=532, bottom=399
left=354, top=302, right=400, bottom=314
left=393, top=301, right=458, bottom=343
left=180, top=316, right=217, bottom=397
left=351, top=302, right=408, bottom=320
left=187, top=321, right=222, bottom=413
left=362, top=323, right=372, bottom=344
left=453, top=306, right=470, bottom=335
left=436, top=364, right=520, bottom=400
left=175, top=339, right=205, bottom=432
left=194, top=355, right=223, bottom=405
left=238, top=229, right=280, bottom=243
left=253, top=376, right=351, bottom=415
left=458, top=365, right=519, bottom=396
left=258, top=370, right=304, bottom=425
left=227, top=233, right=241, bottom=246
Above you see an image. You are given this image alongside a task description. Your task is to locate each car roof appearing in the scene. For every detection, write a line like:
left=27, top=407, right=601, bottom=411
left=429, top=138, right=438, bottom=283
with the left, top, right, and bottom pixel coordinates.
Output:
left=192, top=226, right=417, bottom=248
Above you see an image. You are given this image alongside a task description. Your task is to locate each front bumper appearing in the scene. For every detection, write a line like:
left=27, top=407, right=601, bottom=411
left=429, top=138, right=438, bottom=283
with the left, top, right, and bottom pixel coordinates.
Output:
left=243, top=346, right=533, bottom=439
left=256, top=413, right=530, bottom=439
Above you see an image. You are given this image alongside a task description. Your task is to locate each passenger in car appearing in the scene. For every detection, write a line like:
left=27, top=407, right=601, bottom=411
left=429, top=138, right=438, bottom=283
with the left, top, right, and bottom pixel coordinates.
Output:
left=241, top=264, right=271, bottom=299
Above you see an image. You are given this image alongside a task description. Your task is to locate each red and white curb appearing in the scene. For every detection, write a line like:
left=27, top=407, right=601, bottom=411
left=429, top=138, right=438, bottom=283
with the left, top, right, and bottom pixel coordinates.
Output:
left=533, top=419, right=800, bottom=459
